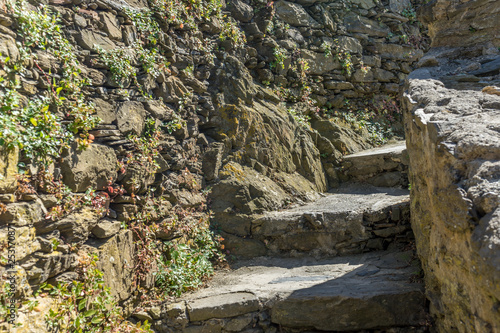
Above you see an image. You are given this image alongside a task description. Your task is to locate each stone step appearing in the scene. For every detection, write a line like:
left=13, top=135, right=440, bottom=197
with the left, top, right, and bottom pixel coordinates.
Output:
left=225, top=184, right=412, bottom=258
left=163, top=250, right=427, bottom=332
left=342, top=141, right=409, bottom=188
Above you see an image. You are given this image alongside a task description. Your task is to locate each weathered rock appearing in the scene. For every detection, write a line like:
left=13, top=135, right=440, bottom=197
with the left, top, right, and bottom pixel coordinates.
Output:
left=345, top=13, right=390, bottom=37
left=419, top=0, right=500, bottom=48
left=93, top=98, right=116, bottom=124
left=91, top=218, right=121, bottom=238
left=0, top=32, right=19, bottom=62
left=60, top=143, right=118, bottom=192
left=300, top=49, right=341, bottom=75
left=227, top=0, right=254, bottom=23
left=310, top=118, right=370, bottom=154
left=86, top=230, right=135, bottom=301
left=342, top=142, right=408, bottom=188
left=0, top=200, right=45, bottom=227
left=274, top=1, right=322, bottom=28
left=99, top=12, right=122, bottom=40
left=177, top=251, right=426, bottom=331
left=36, top=207, right=101, bottom=244
left=0, top=146, right=18, bottom=194
left=116, top=101, right=147, bottom=136
left=251, top=184, right=410, bottom=257
left=120, top=163, right=155, bottom=195
left=350, top=0, right=375, bottom=10
left=404, top=76, right=500, bottom=332
left=76, top=30, right=116, bottom=51
left=154, top=76, right=190, bottom=103
left=187, top=292, right=260, bottom=322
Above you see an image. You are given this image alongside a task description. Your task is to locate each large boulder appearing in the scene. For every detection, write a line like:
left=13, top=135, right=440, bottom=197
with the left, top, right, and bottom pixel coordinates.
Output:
left=60, top=143, right=118, bottom=192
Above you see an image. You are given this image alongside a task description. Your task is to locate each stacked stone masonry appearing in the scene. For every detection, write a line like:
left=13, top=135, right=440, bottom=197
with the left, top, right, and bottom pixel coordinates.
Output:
left=0, top=0, right=430, bottom=331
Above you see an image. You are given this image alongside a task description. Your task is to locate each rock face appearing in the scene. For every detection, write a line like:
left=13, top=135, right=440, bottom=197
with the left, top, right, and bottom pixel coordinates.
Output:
left=419, top=0, right=500, bottom=48
left=404, top=65, right=500, bottom=332
left=0, top=0, right=427, bottom=330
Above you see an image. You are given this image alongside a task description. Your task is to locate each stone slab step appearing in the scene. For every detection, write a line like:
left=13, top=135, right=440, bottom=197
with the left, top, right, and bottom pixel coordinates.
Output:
left=342, top=141, right=409, bottom=188
left=172, top=250, right=427, bottom=332
left=241, top=184, right=411, bottom=258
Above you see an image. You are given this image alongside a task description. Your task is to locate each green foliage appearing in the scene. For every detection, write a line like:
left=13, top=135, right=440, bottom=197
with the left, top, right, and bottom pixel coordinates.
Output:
left=287, top=108, right=310, bottom=128
left=324, top=96, right=402, bottom=146
left=270, top=46, right=287, bottom=70
left=123, top=8, right=161, bottom=44
left=0, top=1, right=100, bottom=165
left=39, top=253, right=153, bottom=332
left=95, top=46, right=136, bottom=89
left=401, top=7, right=417, bottom=23
left=155, top=217, right=224, bottom=296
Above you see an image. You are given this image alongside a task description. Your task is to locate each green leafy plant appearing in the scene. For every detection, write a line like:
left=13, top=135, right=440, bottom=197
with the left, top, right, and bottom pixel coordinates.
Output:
left=39, top=253, right=153, bottom=332
left=0, top=1, right=100, bottom=165
left=270, top=46, right=287, bottom=70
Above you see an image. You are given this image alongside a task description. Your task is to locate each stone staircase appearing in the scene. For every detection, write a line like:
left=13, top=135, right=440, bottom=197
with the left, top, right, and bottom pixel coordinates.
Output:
left=152, top=142, right=429, bottom=333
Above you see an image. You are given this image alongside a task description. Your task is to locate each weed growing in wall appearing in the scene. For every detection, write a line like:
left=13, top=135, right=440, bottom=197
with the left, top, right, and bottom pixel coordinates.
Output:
left=39, top=253, right=153, bottom=332
left=0, top=1, right=99, bottom=165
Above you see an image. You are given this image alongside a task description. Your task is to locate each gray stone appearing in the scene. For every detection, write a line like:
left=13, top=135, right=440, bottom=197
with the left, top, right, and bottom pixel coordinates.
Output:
left=91, top=218, right=121, bottom=238
left=324, top=81, right=354, bottom=90
left=93, top=98, right=116, bottom=124
left=227, top=0, right=254, bottom=22
left=76, top=30, right=116, bottom=51
left=99, top=12, right=122, bottom=40
left=60, top=143, right=118, bottom=192
left=202, top=143, right=224, bottom=182
left=87, top=230, right=135, bottom=301
left=0, top=33, right=19, bottom=62
left=337, top=35, right=363, bottom=54
left=274, top=1, right=322, bottom=28
left=35, top=207, right=101, bottom=244
left=389, top=0, right=412, bottom=14
left=372, top=68, right=396, bottom=82
left=116, top=101, right=147, bottom=136
left=300, top=49, right=341, bottom=75
left=271, top=279, right=425, bottom=331
left=350, top=0, right=376, bottom=9
left=187, top=293, right=260, bottom=322
left=345, top=13, right=389, bottom=37
left=471, top=56, right=500, bottom=76
left=0, top=201, right=44, bottom=227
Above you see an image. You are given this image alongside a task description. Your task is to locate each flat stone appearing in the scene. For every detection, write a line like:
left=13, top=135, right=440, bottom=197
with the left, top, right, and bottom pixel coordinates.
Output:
left=187, top=292, right=260, bottom=322
left=76, top=30, right=116, bottom=51
left=300, top=49, right=341, bottom=75
left=179, top=250, right=426, bottom=331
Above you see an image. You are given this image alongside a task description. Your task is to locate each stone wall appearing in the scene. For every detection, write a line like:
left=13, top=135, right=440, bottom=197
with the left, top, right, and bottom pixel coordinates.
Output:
left=404, top=25, right=500, bottom=333
left=0, top=0, right=425, bottom=329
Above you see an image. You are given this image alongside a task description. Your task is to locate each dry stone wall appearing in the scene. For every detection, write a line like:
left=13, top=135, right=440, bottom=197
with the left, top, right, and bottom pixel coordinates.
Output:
left=404, top=1, right=500, bottom=329
left=0, top=0, right=425, bottom=330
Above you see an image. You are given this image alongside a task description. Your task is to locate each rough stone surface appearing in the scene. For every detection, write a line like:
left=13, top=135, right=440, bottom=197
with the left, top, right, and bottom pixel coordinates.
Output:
left=179, top=250, right=426, bottom=332
left=404, top=71, right=500, bottom=331
left=274, top=1, right=321, bottom=28
left=187, top=292, right=260, bottom=322
left=86, top=230, right=135, bottom=302
left=342, top=141, right=409, bottom=188
left=419, top=0, right=500, bottom=48
left=60, top=143, right=118, bottom=192
left=249, top=184, right=411, bottom=257
left=0, top=147, right=18, bottom=193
